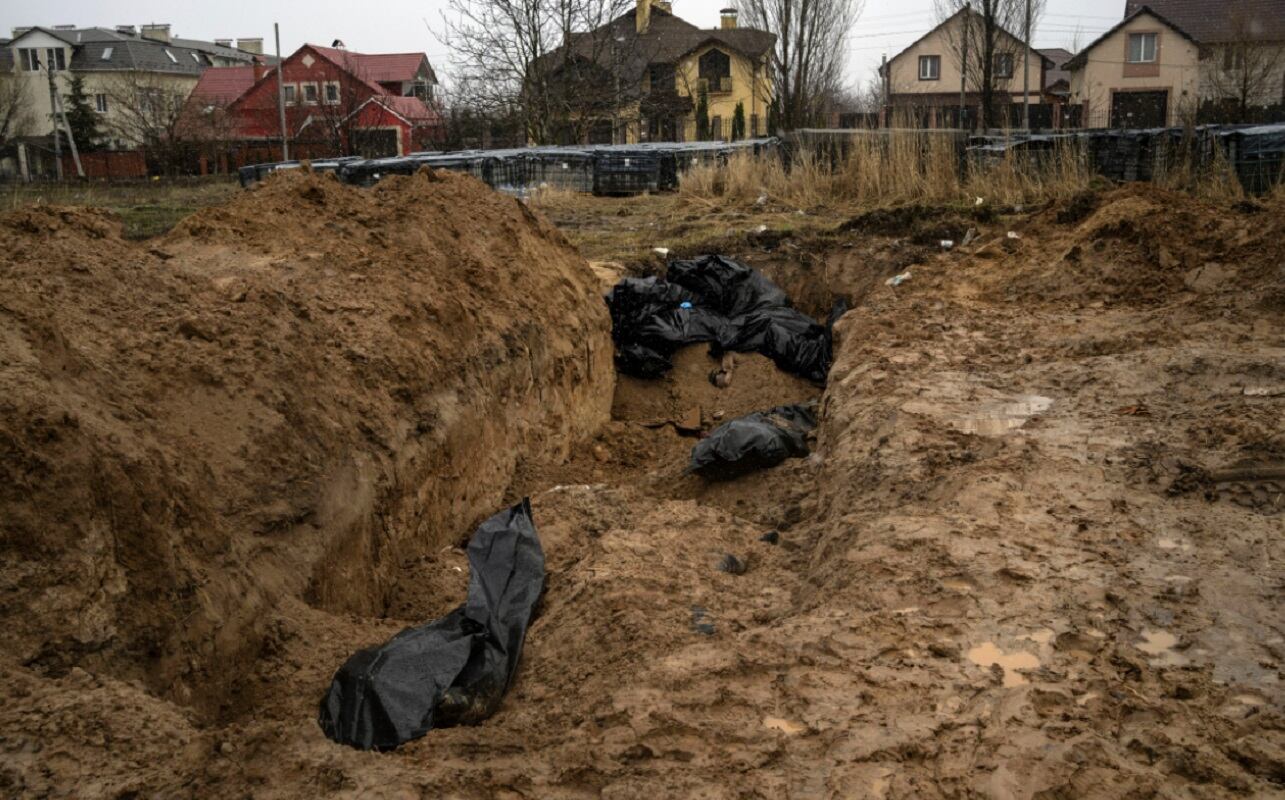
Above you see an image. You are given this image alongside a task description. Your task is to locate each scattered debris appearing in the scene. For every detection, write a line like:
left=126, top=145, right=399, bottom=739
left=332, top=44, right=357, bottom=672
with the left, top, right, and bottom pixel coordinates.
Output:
left=885, top=271, right=911, bottom=287
left=759, top=531, right=780, bottom=545
left=690, top=606, right=716, bottom=635
left=940, top=240, right=955, bottom=250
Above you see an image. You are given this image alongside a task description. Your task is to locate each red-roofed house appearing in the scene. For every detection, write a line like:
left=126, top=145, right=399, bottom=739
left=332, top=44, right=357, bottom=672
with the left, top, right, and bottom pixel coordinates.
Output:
left=189, top=43, right=442, bottom=160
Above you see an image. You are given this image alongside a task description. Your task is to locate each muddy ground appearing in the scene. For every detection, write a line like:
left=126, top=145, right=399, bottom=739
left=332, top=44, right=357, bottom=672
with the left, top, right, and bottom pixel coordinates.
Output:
left=1, top=175, right=1282, bottom=798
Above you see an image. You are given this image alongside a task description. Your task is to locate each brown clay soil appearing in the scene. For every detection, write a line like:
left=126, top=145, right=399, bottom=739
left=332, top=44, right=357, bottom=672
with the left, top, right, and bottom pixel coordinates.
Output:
left=2, top=175, right=1284, bottom=799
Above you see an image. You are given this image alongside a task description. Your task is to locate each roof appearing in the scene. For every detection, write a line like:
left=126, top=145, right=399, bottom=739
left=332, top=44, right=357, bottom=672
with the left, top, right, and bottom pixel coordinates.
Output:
left=307, top=45, right=410, bottom=95
left=70, top=38, right=212, bottom=74
left=345, top=52, right=436, bottom=84
left=534, top=8, right=775, bottom=85
left=1039, top=47, right=1073, bottom=88
left=190, top=65, right=259, bottom=104
left=882, top=8, right=1054, bottom=73
left=355, top=95, right=441, bottom=125
left=1123, top=0, right=1285, bottom=44
left=7, top=26, right=80, bottom=46
left=1064, top=5, right=1199, bottom=69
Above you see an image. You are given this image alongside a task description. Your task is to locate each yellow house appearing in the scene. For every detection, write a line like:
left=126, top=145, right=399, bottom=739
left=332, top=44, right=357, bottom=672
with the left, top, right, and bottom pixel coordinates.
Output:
left=532, top=0, right=775, bottom=144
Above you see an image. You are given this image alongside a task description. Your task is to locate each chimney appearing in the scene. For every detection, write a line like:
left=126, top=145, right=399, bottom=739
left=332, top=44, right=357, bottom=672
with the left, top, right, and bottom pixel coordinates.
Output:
left=654, top=0, right=672, bottom=11
left=141, top=23, right=171, bottom=43
left=116, top=24, right=136, bottom=36
left=720, top=7, right=738, bottom=29
left=238, top=37, right=263, bottom=55
left=53, top=24, right=76, bottom=31
left=636, top=0, right=652, bottom=34
left=215, top=38, right=234, bottom=48
left=11, top=27, right=33, bottom=38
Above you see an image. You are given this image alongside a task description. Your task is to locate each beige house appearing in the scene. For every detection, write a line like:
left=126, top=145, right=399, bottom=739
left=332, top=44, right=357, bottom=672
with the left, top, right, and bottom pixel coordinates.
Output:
left=1065, top=6, right=1201, bottom=127
left=1066, top=1, right=1285, bottom=127
left=2, top=24, right=260, bottom=153
left=880, top=7, right=1053, bottom=125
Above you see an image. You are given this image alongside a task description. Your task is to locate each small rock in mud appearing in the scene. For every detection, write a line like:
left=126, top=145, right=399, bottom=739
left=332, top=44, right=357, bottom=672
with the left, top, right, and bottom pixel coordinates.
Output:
left=929, top=641, right=961, bottom=659
left=759, top=531, right=780, bottom=545
left=691, top=606, right=716, bottom=635
left=717, top=554, right=747, bottom=575
left=591, top=444, right=610, bottom=462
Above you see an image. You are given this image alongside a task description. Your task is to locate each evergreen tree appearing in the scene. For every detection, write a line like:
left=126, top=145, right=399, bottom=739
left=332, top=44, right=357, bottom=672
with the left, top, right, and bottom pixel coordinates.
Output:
left=695, top=87, right=710, bottom=141
left=62, top=76, right=102, bottom=152
left=731, top=101, right=746, bottom=141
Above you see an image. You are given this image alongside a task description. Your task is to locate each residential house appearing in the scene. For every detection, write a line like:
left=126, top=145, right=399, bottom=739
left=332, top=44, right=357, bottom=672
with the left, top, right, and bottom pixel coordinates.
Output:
left=532, top=0, right=775, bottom=144
left=1130, top=0, right=1284, bottom=119
left=2, top=24, right=262, bottom=150
left=190, top=44, right=442, bottom=159
left=1064, top=1, right=1285, bottom=128
left=879, top=8, right=1055, bottom=127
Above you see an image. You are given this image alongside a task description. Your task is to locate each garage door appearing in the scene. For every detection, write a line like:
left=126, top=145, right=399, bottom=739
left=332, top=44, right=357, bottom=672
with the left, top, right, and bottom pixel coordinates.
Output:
left=1111, top=91, right=1168, bottom=129
left=352, top=129, right=400, bottom=159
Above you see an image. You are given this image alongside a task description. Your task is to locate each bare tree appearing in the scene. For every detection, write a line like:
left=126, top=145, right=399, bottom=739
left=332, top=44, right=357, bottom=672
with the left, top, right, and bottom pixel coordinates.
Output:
left=441, top=0, right=636, bottom=144
left=934, top=0, right=1045, bottom=129
left=0, top=73, right=35, bottom=148
left=740, top=0, right=864, bottom=131
left=1202, top=4, right=1285, bottom=123
left=101, top=72, right=204, bottom=173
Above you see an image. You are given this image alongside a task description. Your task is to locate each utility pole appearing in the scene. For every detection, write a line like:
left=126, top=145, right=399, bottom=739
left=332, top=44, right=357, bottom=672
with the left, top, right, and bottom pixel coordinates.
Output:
left=881, top=53, right=889, bottom=127
left=52, top=85, right=85, bottom=177
left=960, top=3, right=970, bottom=131
left=1022, top=0, right=1031, bottom=130
left=45, top=58, right=64, bottom=180
left=275, top=22, right=290, bottom=161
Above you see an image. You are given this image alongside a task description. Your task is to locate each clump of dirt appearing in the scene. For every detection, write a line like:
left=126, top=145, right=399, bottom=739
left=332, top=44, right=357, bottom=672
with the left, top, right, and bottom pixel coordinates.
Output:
left=0, top=169, right=612, bottom=729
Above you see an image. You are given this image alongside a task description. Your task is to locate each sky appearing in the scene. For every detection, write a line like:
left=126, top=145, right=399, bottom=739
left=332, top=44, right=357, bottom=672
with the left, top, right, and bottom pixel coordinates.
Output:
left=8, top=0, right=1128, bottom=90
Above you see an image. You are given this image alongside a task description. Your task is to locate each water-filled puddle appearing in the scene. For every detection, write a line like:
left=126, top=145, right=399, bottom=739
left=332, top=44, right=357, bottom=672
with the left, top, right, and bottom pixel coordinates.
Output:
left=967, top=642, right=1041, bottom=687
left=1137, top=629, right=1188, bottom=666
left=950, top=395, right=1054, bottom=436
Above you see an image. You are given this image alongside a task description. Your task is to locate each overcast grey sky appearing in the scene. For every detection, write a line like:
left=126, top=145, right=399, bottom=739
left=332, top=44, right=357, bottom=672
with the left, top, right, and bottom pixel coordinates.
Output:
left=8, top=0, right=1128, bottom=89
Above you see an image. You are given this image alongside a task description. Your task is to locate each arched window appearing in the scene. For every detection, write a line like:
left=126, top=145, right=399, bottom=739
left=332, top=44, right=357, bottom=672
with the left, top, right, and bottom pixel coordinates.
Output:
left=698, top=49, right=731, bottom=93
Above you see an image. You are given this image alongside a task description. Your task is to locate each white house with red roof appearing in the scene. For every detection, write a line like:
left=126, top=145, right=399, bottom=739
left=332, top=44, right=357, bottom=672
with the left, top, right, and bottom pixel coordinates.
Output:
left=188, top=43, right=442, bottom=158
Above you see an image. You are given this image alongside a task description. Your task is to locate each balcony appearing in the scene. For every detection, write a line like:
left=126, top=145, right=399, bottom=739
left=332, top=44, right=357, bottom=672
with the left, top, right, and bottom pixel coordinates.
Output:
left=698, top=76, right=733, bottom=95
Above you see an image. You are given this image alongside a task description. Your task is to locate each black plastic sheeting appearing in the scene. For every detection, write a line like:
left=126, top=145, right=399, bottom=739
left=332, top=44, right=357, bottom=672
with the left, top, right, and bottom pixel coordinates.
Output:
left=606, top=256, right=832, bottom=383
left=318, top=499, right=544, bottom=751
left=964, top=123, right=1285, bottom=193
left=689, top=404, right=817, bottom=480
left=238, top=139, right=781, bottom=195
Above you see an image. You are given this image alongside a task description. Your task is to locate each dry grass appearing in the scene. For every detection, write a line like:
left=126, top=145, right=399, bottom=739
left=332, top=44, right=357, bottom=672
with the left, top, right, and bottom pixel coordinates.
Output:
left=680, top=130, right=1098, bottom=212
left=4, top=177, right=239, bottom=238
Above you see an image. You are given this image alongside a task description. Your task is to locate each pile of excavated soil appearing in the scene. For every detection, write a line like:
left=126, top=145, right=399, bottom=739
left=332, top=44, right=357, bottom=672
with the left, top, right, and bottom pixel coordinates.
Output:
left=0, top=169, right=612, bottom=763
left=3, top=182, right=1282, bottom=799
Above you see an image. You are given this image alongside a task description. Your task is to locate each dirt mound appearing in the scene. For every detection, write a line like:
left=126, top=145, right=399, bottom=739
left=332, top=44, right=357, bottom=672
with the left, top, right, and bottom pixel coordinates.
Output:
left=963, top=185, right=1285, bottom=307
left=0, top=169, right=612, bottom=731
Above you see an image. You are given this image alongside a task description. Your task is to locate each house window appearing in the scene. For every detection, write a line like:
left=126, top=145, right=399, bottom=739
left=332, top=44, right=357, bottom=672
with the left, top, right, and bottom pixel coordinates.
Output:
left=411, top=79, right=433, bottom=102
left=1128, top=33, right=1157, bottom=63
left=751, top=113, right=759, bottom=136
left=46, top=47, right=67, bottom=71
left=994, top=53, right=1014, bottom=78
left=647, top=64, right=675, bottom=94
left=191, top=52, right=202, bottom=64
left=699, top=49, right=732, bottom=93
left=711, top=115, right=722, bottom=139
left=101, top=46, right=113, bottom=61
left=1223, top=47, right=1244, bottom=71
left=324, top=81, right=340, bottom=105
left=164, top=48, right=178, bottom=64
left=95, top=93, right=109, bottom=113
left=282, top=83, right=297, bottom=105
left=19, top=48, right=39, bottom=71
left=302, top=83, right=319, bottom=105
left=919, top=55, right=941, bottom=80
